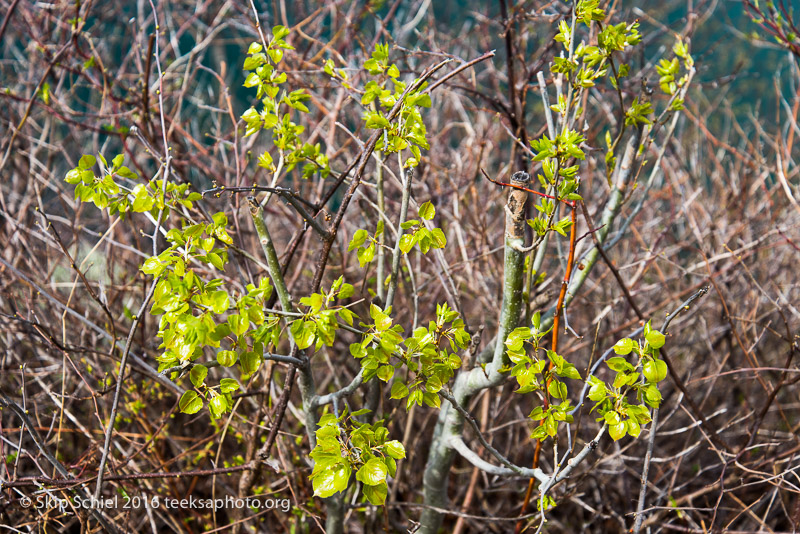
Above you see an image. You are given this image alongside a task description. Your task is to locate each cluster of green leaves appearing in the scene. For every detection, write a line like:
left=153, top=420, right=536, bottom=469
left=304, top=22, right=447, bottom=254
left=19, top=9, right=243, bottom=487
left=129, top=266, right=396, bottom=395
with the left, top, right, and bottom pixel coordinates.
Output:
left=502, top=310, right=667, bottom=444
left=147, top=237, right=281, bottom=419
left=334, top=43, right=431, bottom=168
left=64, top=151, right=285, bottom=420
left=552, top=1, right=646, bottom=174
left=310, top=409, right=406, bottom=505
left=588, top=321, right=667, bottom=441
left=551, top=10, right=640, bottom=85
left=520, top=6, right=643, bottom=236
left=346, top=301, right=468, bottom=410
left=349, top=304, right=405, bottom=383
left=504, top=312, right=580, bottom=440
left=173, top=274, right=287, bottom=422
left=348, top=221, right=384, bottom=268
left=390, top=303, right=470, bottom=410
left=289, top=276, right=356, bottom=351
left=526, top=132, right=581, bottom=237
left=624, top=98, right=654, bottom=127
left=656, top=39, right=694, bottom=110
left=64, top=154, right=200, bottom=217
left=348, top=201, right=445, bottom=275
left=242, top=26, right=330, bottom=179
left=398, top=201, right=446, bottom=254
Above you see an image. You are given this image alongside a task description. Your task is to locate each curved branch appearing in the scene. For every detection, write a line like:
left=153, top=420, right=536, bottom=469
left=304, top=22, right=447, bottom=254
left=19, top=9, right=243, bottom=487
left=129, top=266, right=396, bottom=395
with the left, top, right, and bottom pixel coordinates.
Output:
left=312, top=369, right=364, bottom=409
left=439, top=389, right=546, bottom=482
left=448, top=435, right=547, bottom=482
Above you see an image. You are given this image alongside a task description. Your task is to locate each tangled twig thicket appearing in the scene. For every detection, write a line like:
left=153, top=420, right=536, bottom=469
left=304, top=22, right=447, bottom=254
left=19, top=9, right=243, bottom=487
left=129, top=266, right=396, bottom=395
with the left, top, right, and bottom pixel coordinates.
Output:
left=1, top=1, right=799, bottom=533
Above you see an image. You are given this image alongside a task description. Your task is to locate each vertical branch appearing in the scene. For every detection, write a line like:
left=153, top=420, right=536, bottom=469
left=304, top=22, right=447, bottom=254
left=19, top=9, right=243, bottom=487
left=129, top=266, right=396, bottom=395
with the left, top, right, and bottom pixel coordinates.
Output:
left=247, top=199, right=317, bottom=469
left=385, top=167, right=413, bottom=308
left=516, top=204, right=577, bottom=531
left=632, top=407, right=659, bottom=534
left=419, top=171, right=529, bottom=534
left=375, top=152, right=387, bottom=301
left=499, top=0, right=529, bottom=172
left=93, top=276, right=159, bottom=501
left=248, top=199, right=293, bottom=314
left=94, top=0, right=173, bottom=502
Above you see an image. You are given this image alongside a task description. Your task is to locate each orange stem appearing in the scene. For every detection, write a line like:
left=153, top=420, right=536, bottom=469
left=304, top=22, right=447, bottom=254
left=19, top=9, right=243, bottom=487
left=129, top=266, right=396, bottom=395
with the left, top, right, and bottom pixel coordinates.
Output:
left=515, top=206, right=577, bottom=533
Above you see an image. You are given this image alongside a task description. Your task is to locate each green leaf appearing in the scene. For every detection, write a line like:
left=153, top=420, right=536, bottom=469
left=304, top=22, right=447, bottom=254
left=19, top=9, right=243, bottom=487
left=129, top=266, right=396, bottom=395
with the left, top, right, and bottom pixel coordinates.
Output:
left=313, top=466, right=348, bottom=498
left=364, top=112, right=390, bottom=129
left=547, top=380, right=568, bottom=399
left=272, top=25, right=290, bottom=40
left=338, top=283, right=354, bottom=300
left=189, top=365, right=208, bottom=388
left=257, top=151, right=273, bottom=169
left=179, top=391, right=203, bottom=414
left=219, top=378, right=240, bottom=393
left=411, top=92, right=431, bottom=108
left=209, top=395, right=227, bottom=418
left=357, top=242, right=376, bottom=267
left=606, top=356, right=633, bottom=372
left=603, top=410, right=621, bottom=425
left=131, top=184, right=155, bottom=213
left=383, top=440, right=406, bottom=459
left=559, top=363, right=581, bottom=380
left=645, top=330, right=666, bottom=349
left=290, top=320, right=316, bottom=349
left=613, top=338, right=635, bottom=355
left=65, top=169, right=81, bottom=184
left=239, top=351, right=262, bottom=376
left=243, top=72, right=260, bottom=88
left=312, top=469, right=339, bottom=499
left=430, top=228, right=446, bottom=248
left=207, top=252, right=225, bottom=270
left=406, top=389, right=422, bottom=410
left=609, top=421, right=627, bottom=441
left=217, top=350, right=238, bottom=367
left=418, top=201, right=435, bottom=220
left=643, top=359, right=668, bottom=383
left=40, top=82, right=50, bottom=104
left=227, top=314, right=249, bottom=336
left=210, top=291, right=230, bottom=314
left=117, top=166, right=137, bottom=180
left=337, top=308, right=355, bottom=326
left=417, top=229, right=432, bottom=254
left=212, top=212, right=228, bottom=227
left=332, top=464, right=350, bottom=493
left=390, top=381, right=409, bottom=399
left=399, top=233, right=416, bottom=254
left=349, top=229, right=368, bottom=251
left=78, top=154, right=96, bottom=170
left=627, top=418, right=642, bottom=437
left=377, top=364, right=394, bottom=382
left=645, top=384, right=662, bottom=407
left=588, top=380, right=607, bottom=401
left=356, top=458, right=388, bottom=486
left=530, top=425, right=548, bottom=440
left=544, top=413, right=558, bottom=436
left=363, top=482, right=388, bottom=505
left=141, top=257, right=164, bottom=277
left=243, top=56, right=261, bottom=70
left=426, top=374, right=442, bottom=394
